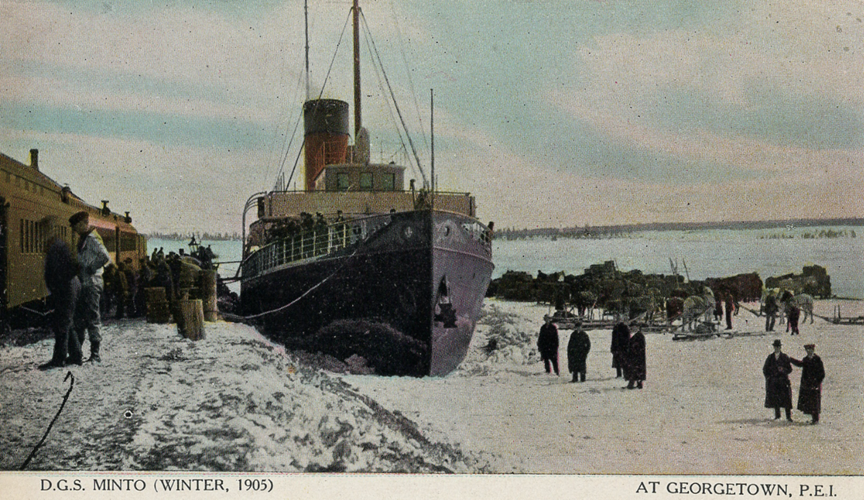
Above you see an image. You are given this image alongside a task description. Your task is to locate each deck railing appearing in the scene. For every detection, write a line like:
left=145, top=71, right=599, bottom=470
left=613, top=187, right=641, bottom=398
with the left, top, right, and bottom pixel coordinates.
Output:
left=242, top=214, right=392, bottom=279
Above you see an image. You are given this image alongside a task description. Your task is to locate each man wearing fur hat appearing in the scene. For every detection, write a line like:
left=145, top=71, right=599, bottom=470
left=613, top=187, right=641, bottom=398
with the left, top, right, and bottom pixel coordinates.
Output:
left=70, top=211, right=111, bottom=362
left=763, top=339, right=794, bottom=422
left=790, top=344, right=825, bottom=424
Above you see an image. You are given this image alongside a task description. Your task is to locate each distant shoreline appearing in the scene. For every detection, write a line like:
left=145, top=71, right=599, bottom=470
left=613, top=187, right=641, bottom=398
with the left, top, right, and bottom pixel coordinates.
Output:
left=497, top=217, right=864, bottom=240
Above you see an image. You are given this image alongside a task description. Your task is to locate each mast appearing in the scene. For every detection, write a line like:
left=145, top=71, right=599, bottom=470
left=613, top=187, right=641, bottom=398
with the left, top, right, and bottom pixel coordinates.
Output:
left=431, top=89, right=435, bottom=195
left=304, top=0, right=310, bottom=100
left=353, top=0, right=361, bottom=137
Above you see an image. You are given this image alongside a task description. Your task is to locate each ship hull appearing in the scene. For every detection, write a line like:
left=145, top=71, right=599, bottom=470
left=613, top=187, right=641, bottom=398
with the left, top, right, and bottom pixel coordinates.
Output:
left=240, top=210, right=493, bottom=377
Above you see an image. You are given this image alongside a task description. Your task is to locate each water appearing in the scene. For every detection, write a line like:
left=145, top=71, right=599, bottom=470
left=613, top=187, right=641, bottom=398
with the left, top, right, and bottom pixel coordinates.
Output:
left=148, top=226, right=864, bottom=299
left=492, top=226, right=864, bottom=299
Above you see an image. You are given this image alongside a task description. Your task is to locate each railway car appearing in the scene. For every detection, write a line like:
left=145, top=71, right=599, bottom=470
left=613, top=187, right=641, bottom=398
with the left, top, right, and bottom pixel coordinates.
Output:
left=0, top=149, right=146, bottom=331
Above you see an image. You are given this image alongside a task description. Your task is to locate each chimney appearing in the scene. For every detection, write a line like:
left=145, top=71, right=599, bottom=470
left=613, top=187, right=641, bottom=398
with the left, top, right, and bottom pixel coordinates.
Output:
left=29, top=149, right=38, bottom=171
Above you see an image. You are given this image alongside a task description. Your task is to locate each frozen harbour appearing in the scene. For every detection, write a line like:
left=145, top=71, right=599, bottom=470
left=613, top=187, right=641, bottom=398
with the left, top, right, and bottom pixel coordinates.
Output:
left=0, top=298, right=862, bottom=476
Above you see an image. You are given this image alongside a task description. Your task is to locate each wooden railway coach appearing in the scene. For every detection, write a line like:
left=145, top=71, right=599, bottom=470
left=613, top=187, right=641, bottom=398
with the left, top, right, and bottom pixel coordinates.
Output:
left=0, top=149, right=146, bottom=330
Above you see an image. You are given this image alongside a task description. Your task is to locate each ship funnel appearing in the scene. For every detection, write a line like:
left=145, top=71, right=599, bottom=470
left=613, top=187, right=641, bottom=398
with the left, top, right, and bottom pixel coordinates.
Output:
left=29, top=149, right=38, bottom=171
left=303, top=99, right=349, bottom=191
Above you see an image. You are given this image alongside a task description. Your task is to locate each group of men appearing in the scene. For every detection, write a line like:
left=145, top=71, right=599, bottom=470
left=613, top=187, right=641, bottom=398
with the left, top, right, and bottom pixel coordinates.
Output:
left=537, top=318, right=646, bottom=389
left=538, top=317, right=825, bottom=424
left=763, top=339, right=825, bottom=424
left=39, top=211, right=111, bottom=369
left=763, top=291, right=804, bottom=335
left=712, top=292, right=740, bottom=330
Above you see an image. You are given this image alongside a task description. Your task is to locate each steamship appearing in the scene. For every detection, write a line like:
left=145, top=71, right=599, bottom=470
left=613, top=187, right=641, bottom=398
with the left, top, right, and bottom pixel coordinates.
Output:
left=239, top=1, right=493, bottom=376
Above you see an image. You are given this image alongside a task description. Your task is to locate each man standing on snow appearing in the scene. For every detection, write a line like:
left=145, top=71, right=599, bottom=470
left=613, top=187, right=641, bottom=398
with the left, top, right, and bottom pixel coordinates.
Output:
left=724, top=293, right=738, bottom=330
left=70, top=211, right=111, bottom=363
left=611, top=322, right=631, bottom=378
left=537, top=317, right=560, bottom=376
left=38, top=227, right=82, bottom=369
left=764, top=292, right=779, bottom=332
left=625, top=326, right=646, bottom=389
left=567, top=321, right=591, bottom=382
left=763, top=339, right=794, bottom=422
left=790, top=344, right=825, bottom=424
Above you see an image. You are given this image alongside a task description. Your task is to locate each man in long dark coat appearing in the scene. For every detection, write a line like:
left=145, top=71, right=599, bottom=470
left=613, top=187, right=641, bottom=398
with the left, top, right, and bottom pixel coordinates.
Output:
left=625, top=327, right=646, bottom=389
left=764, top=292, right=779, bottom=332
left=790, top=344, right=825, bottom=424
left=567, top=322, right=591, bottom=382
left=724, top=293, right=738, bottom=330
left=713, top=294, right=723, bottom=323
left=787, top=304, right=801, bottom=335
left=537, top=317, right=559, bottom=376
left=611, top=322, right=630, bottom=378
left=39, top=233, right=82, bottom=369
left=763, top=339, right=794, bottom=421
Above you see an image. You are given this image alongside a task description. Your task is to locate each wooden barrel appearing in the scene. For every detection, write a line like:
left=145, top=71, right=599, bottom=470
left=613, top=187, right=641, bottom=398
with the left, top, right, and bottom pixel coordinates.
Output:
left=145, top=287, right=171, bottom=324
left=177, top=299, right=205, bottom=341
left=201, top=270, right=218, bottom=321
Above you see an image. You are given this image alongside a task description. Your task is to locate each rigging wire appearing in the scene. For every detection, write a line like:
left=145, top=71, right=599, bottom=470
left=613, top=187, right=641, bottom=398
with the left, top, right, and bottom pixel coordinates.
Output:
left=388, top=0, right=429, bottom=154
left=272, top=70, right=306, bottom=191
left=359, top=10, right=428, bottom=188
left=360, top=22, right=418, bottom=180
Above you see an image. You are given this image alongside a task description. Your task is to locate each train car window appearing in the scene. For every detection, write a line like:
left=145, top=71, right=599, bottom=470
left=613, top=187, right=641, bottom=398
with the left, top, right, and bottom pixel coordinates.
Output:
left=20, top=218, right=42, bottom=254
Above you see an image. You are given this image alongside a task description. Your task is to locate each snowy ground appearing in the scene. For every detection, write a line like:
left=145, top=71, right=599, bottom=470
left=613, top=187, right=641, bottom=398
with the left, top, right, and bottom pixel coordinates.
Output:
left=349, top=298, right=864, bottom=475
left=1, top=298, right=862, bottom=475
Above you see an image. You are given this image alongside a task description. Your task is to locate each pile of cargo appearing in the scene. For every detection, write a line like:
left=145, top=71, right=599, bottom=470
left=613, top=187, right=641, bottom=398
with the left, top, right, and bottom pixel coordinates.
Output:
left=765, top=265, right=832, bottom=299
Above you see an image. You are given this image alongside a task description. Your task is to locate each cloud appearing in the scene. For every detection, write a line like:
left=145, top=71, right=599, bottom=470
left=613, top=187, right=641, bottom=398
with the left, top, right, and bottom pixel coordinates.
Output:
left=0, top=126, right=266, bottom=234
left=2, top=0, right=861, bottom=233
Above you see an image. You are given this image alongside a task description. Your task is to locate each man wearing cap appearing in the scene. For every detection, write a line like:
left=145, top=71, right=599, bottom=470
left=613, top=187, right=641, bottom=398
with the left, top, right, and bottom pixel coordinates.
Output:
left=790, top=344, right=825, bottom=424
left=70, top=211, right=111, bottom=362
left=566, top=321, right=591, bottom=383
left=762, top=339, right=794, bottom=421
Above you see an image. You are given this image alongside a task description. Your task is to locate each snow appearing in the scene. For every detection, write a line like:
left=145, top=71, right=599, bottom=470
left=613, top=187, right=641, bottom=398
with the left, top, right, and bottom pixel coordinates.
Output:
left=1, top=298, right=862, bottom=476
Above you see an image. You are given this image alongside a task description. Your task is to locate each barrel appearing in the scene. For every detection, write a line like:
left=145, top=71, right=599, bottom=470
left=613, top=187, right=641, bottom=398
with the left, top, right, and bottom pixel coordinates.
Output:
left=201, top=270, right=218, bottom=322
left=145, top=287, right=171, bottom=324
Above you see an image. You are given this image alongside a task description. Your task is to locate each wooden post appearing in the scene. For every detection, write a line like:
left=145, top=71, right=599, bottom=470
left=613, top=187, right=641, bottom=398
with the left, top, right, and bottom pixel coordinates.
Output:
left=201, top=270, right=218, bottom=321
left=178, top=299, right=205, bottom=340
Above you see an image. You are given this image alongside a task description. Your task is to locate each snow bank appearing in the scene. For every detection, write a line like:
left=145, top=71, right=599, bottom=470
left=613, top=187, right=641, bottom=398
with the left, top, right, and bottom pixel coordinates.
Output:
left=0, top=320, right=484, bottom=473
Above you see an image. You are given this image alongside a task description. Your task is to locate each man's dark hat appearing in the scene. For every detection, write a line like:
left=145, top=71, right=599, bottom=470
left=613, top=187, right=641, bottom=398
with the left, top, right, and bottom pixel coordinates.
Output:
left=804, top=344, right=815, bottom=349
left=772, top=339, right=782, bottom=347
left=69, top=211, right=89, bottom=226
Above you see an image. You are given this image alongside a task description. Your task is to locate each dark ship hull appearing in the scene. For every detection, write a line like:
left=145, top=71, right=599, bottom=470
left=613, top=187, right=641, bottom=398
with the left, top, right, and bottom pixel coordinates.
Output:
left=240, top=209, right=493, bottom=376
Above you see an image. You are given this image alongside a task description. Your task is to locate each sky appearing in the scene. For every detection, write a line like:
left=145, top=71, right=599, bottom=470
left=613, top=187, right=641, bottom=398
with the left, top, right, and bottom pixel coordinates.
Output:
left=1, top=0, right=862, bottom=234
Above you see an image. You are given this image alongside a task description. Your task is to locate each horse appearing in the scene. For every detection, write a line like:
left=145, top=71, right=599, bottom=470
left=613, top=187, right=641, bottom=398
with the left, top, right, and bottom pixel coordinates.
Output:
left=781, top=292, right=814, bottom=324
left=677, top=287, right=716, bottom=331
